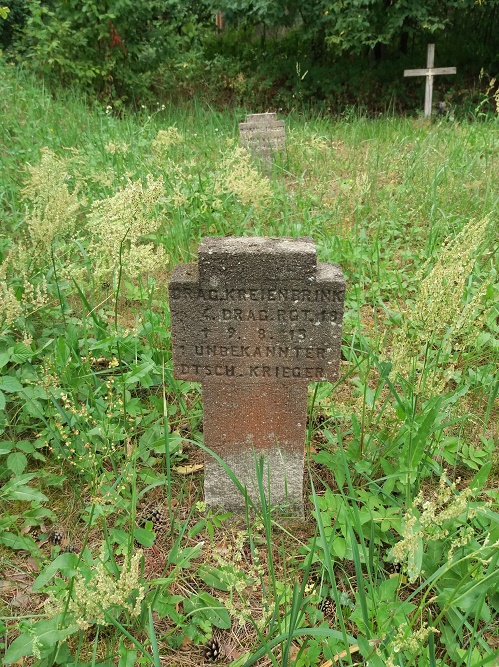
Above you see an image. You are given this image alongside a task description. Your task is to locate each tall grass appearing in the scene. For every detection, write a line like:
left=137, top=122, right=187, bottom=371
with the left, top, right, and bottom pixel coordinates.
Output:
left=0, top=61, right=498, bottom=666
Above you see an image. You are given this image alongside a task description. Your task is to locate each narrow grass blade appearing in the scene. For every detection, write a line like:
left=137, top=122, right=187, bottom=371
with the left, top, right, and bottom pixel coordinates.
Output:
left=148, top=605, right=161, bottom=667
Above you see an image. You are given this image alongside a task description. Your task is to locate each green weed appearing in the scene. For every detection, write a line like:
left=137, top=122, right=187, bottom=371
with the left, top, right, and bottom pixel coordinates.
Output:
left=0, top=61, right=498, bottom=666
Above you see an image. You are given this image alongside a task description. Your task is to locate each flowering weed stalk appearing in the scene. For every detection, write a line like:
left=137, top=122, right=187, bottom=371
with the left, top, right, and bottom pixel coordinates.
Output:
left=389, top=215, right=494, bottom=398
left=1, top=62, right=498, bottom=667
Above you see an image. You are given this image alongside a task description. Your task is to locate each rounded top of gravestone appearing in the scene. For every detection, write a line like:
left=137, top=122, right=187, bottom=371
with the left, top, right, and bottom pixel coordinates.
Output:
left=245, top=113, right=278, bottom=122
left=198, top=236, right=316, bottom=281
left=199, top=236, right=314, bottom=254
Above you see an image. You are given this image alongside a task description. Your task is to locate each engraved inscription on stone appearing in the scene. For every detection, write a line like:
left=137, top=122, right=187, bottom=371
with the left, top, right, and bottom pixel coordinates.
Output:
left=239, top=112, right=286, bottom=161
left=170, top=274, right=343, bottom=382
left=169, top=237, right=345, bottom=514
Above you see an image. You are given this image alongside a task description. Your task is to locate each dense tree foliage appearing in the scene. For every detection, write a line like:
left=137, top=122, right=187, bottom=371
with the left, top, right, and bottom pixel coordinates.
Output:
left=0, top=0, right=498, bottom=112
left=214, top=0, right=499, bottom=57
left=1, top=0, right=210, bottom=99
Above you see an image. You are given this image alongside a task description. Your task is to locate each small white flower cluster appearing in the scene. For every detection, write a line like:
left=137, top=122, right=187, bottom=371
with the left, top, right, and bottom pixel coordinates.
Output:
left=0, top=250, right=51, bottom=332
left=388, top=215, right=493, bottom=396
left=389, top=622, right=439, bottom=661
left=23, top=148, right=83, bottom=250
left=105, top=141, right=129, bottom=155
left=212, top=530, right=265, bottom=627
left=391, top=473, right=484, bottom=582
left=216, top=146, right=272, bottom=208
left=151, top=127, right=184, bottom=156
left=86, top=174, right=165, bottom=282
left=68, top=549, right=145, bottom=630
left=0, top=259, right=22, bottom=328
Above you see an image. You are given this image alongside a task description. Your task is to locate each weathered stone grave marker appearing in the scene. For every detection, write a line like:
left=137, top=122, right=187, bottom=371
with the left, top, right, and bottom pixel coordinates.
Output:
left=169, top=237, right=345, bottom=514
left=404, top=44, right=456, bottom=118
left=239, top=113, right=286, bottom=162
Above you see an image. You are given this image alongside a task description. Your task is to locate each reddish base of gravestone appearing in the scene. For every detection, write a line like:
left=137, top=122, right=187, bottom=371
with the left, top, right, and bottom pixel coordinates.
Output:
left=202, top=379, right=307, bottom=514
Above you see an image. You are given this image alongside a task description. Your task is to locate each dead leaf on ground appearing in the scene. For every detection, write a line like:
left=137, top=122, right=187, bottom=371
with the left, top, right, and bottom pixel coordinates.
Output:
left=10, top=593, right=31, bottom=609
left=321, top=642, right=372, bottom=665
left=0, top=571, right=33, bottom=584
left=225, top=644, right=242, bottom=662
left=25, top=557, right=40, bottom=573
left=173, top=463, right=204, bottom=475
left=0, top=581, right=16, bottom=592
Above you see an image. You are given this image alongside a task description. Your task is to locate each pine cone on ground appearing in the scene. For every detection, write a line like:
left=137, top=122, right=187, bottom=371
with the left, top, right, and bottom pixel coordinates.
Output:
left=204, top=637, right=221, bottom=662
left=49, top=530, right=65, bottom=546
left=145, top=506, right=169, bottom=529
left=320, top=597, right=336, bottom=618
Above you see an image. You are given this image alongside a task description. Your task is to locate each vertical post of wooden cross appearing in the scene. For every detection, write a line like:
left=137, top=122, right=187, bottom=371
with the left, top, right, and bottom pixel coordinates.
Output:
left=404, top=44, right=456, bottom=117
left=169, top=237, right=345, bottom=515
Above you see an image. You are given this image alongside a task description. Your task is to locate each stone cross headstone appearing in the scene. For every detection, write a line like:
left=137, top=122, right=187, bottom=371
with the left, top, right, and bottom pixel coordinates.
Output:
left=404, top=44, right=456, bottom=117
left=169, top=237, right=345, bottom=515
left=239, top=113, right=286, bottom=162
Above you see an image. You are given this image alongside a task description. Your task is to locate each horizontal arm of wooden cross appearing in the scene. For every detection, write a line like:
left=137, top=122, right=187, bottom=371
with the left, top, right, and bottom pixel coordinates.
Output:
left=404, top=67, right=457, bottom=77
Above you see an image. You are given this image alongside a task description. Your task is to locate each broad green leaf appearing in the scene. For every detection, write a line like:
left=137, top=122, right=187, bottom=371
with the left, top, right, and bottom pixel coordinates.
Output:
left=185, top=591, right=231, bottom=629
left=0, top=514, right=18, bottom=529
left=188, top=520, right=206, bottom=539
left=197, top=564, right=230, bottom=591
left=134, top=527, right=156, bottom=547
left=118, top=642, right=137, bottom=667
left=441, top=436, right=460, bottom=454
left=23, top=385, right=48, bottom=400
left=3, top=632, right=33, bottom=663
left=3, top=616, right=78, bottom=663
left=15, top=440, right=35, bottom=453
left=332, top=536, right=346, bottom=559
left=33, top=553, right=79, bottom=591
left=378, top=575, right=400, bottom=599
left=151, top=592, right=183, bottom=617
left=10, top=343, right=33, bottom=363
left=23, top=507, right=56, bottom=520
left=470, top=462, right=492, bottom=492
left=56, top=337, right=71, bottom=367
left=54, top=641, right=72, bottom=665
left=407, top=398, right=442, bottom=472
left=407, top=534, right=424, bottom=581
left=1, top=472, right=40, bottom=489
left=0, top=477, right=48, bottom=502
left=124, top=361, right=155, bottom=387
left=0, top=376, right=23, bottom=392
left=0, top=440, right=14, bottom=455
left=0, top=389, right=5, bottom=411
left=169, top=542, right=203, bottom=568
left=7, top=452, right=27, bottom=475
left=0, top=532, right=38, bottom=552
left=24, top=398, right=45, bottom=418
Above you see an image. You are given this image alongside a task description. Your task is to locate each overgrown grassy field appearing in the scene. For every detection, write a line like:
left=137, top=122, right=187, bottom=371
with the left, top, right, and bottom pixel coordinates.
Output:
left=0, top=62, right=498, bottom=667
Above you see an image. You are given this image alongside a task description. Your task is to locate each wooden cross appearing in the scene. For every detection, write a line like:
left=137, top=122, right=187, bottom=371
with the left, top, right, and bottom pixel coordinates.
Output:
left=404, top=44, right=456, bottom=117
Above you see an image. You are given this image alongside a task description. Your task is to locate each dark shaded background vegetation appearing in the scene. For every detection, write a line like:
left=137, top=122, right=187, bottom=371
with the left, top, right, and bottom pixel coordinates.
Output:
left=1, top=0, right=498, bottom=115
